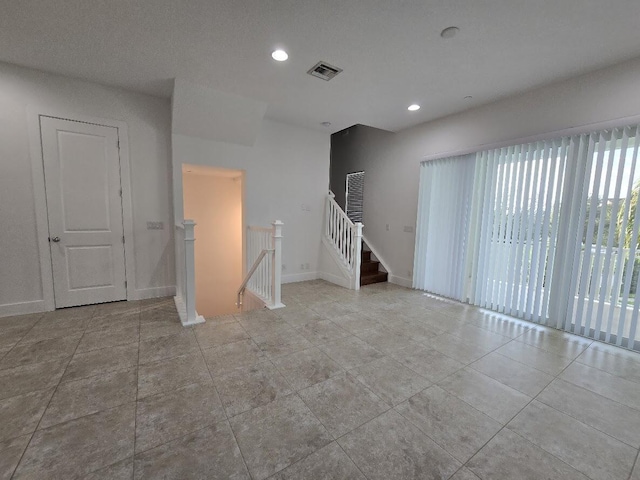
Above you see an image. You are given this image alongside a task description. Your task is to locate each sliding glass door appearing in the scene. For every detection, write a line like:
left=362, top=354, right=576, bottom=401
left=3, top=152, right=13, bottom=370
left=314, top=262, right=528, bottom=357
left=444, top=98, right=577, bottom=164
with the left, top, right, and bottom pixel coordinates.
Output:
left=414, top=124, right=640, bottom=351
left=553, top=126, right=640, bottom=347
left=413, top=155, right=475, bottom=301
left=469, top=141, right=567, bottom=324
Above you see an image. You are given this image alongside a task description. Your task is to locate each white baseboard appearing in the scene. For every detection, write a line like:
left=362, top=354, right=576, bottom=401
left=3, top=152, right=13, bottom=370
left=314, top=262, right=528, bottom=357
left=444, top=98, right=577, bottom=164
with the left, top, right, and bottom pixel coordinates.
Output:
left=389, top=275, right=413, bottom=288
left=173, top=295, right=204, bottom=326
left=133, top=286, right=176, bottom=301
left=319, top=271, right=351, bottom=289
left=183, top=314, right=205, bottom=326
left=0, top=287, right=177, bottom=319
left=173, top=295, right=187, bottom=324
left=0, top=299, right=49, bottom=318
left=282, top=272, right=318, bottom=284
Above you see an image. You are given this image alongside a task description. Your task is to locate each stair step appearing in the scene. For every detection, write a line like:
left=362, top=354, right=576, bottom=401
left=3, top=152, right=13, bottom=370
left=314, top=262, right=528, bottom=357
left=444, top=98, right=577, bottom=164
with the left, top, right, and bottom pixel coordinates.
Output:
left=360, top=271, right=388, bottom=286
left=361, top=260, right=380, bottom=274
left=362, top=250, right=371, bottom=262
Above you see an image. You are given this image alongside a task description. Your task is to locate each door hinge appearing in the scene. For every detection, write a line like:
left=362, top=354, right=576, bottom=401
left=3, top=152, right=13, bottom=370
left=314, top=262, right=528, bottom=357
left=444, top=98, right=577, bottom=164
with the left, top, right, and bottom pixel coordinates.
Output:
left=117, top=139, right=120, bottom=149
left=124, top=280, right=127, bottom=288
left=122, top=235, right=125, bottom=244
left=119, top=188, right=123, bottom=197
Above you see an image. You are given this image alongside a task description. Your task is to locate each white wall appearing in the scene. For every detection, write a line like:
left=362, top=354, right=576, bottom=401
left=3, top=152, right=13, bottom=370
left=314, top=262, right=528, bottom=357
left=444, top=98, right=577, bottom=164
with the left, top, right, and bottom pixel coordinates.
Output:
left=173, top=119, right=330, bottom=283
left=183, top=171, right=243, bottom=317
left=0, top=62, right=174, bottom=316
left=332, top=56, right=640, bottom=287
left=173, top=79, right=267, bottom=147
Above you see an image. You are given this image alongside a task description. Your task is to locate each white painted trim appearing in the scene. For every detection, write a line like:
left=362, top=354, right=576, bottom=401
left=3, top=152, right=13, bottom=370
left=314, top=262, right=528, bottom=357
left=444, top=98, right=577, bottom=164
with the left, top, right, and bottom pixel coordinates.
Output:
left=320, top=236, right=353, bottom=281
left=267, top=302, right=286, bottom=310
left=26, top=107, right=137, bottom=307
left=362, top=235, right=392, bottom=275
left=282, top=272, right=318, bottom=284
left=27, top=108, right=55, bottom=313
left=319, top=271, right=351, bottom=289
left=421, top=113, right=640, bottom=164
left=0, top=300, right=48, bottom=318
left=389, top=275, right=413, bottom=288
left=183, top=313, right=206, bottom=326
left=173, top=295, right=186, bottom=323
left=173, top=294, right=205, bottom=326
left=243, top=289, right=267, bottom=309
left=133, top=286, right=177, bottom=301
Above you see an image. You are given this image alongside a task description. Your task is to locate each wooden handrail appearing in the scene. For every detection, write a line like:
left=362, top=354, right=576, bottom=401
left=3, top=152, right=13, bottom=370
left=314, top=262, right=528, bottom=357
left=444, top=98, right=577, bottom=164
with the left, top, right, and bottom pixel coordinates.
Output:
left=237, top=248, right=275, bottom=306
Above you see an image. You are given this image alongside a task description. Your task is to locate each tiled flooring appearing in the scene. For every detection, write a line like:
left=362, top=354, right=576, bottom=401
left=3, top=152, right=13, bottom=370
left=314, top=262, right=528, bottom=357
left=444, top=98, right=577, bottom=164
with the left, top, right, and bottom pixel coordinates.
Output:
left=1, top=281, right=640, bottom=479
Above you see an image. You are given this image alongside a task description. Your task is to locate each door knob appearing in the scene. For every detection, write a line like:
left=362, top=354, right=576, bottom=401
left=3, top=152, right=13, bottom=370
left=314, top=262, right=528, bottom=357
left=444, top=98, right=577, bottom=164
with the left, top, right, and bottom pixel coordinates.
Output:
left=50, top=237, right=60, bottom=242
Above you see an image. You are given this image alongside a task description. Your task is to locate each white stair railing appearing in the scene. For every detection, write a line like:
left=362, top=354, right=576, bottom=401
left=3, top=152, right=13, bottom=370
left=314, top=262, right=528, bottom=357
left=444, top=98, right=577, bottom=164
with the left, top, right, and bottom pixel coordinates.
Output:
left=237, top=220, right=285, bottom=309
left=174, top=220, right=204, bottom=326
left=324, top=192, right=363, bottom=290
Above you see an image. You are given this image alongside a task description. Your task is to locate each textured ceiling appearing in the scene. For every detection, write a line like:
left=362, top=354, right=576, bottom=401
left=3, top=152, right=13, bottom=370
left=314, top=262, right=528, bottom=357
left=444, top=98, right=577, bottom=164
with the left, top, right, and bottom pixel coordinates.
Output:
left=2, top=0, right=640, bottom=132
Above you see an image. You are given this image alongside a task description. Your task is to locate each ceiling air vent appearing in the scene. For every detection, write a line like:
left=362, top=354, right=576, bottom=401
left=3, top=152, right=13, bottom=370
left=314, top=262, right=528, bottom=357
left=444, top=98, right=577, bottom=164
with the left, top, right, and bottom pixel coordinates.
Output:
left=307, top=61, right=343, bottom=81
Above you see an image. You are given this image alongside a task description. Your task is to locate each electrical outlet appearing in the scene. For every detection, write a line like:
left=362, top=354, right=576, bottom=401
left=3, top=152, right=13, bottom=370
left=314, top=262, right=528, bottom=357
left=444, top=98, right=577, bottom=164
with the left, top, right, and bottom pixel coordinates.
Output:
left=408, top=270, right=412, bottom=277
left=403, top=226, right=414, bottom=233
left=300, top=263, right=305, bottom=270
left=282, top=264, right=286, bottom=271
left=386, top=224, right=390, bottom=231
left=146, top=221, right=164, bottom=230
left=305, top=263, right=310, bottom=270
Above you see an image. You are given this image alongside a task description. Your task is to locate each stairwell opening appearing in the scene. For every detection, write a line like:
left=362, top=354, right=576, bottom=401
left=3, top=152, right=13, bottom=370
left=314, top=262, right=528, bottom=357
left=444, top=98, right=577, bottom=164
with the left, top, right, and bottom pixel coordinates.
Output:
left=183, top=165, right=244, bottom=317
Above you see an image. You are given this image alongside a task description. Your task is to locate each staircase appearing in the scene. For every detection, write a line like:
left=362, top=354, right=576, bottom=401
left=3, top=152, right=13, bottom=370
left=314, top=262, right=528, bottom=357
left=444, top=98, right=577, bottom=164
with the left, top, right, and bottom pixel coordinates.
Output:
left=360, top=247, right=388, bottom=286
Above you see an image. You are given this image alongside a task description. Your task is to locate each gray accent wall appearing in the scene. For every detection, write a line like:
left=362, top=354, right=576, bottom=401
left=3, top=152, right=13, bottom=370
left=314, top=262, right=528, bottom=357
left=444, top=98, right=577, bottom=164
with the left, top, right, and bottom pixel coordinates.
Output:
left=328, top=56, right=640, bottom=287
left=329, top=125, right=394, bottom=210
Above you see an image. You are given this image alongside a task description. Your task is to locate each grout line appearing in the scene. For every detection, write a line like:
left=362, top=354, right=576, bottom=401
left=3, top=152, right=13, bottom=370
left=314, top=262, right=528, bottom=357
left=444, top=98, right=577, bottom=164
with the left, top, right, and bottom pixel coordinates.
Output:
left=0, top=313, right=46, bottom=362
left=335, top=441, right=372, bottom=480
left=193, top=321, right=253, bottom=479
left=534, top=378, right=640, bottom=450
left=627, top=449, right=639, bottom=480
left=9, top=309, right=97, bottom=479
left=130, top=306, right=141, bottom=478
left=457, top=348, right=600, bottom=479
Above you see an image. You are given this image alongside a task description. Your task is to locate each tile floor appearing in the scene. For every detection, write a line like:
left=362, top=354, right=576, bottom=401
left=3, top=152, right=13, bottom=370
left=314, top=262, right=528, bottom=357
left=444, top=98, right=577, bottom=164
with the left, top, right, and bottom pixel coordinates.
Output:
left=1, top=280, right=640, bottom=479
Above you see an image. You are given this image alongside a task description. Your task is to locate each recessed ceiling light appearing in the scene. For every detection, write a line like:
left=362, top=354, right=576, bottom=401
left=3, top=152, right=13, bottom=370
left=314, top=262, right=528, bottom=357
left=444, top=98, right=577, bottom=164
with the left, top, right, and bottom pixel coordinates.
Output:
left=464, top=95, right=473, bottom=100
left=271, top=49, right=288, bottom=61
left=440, top=26, right=460, bottom=39
left=321, top=121, right=332, bottom=127
left=408, top=104, right=421, bottom=111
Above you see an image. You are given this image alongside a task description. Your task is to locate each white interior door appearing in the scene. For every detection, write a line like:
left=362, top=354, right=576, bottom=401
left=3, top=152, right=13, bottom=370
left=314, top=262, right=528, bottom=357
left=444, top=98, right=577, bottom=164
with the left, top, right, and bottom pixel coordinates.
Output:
left=40, top=116, right=127, bottom=308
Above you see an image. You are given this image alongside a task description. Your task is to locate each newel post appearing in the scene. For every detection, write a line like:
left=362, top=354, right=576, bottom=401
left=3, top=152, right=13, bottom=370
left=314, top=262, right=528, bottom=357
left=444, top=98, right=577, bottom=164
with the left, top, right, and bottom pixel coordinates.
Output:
left=353, top=222, right=363, bottom=291
left=183, top=220, right=198, bottom=324
left=269, top=220, right=285, bottom=309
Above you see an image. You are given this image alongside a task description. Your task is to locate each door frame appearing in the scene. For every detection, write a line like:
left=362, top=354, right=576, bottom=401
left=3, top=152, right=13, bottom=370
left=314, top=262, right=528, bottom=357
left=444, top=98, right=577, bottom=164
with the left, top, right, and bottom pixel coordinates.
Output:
left=27, top=108, right=136, bottom=311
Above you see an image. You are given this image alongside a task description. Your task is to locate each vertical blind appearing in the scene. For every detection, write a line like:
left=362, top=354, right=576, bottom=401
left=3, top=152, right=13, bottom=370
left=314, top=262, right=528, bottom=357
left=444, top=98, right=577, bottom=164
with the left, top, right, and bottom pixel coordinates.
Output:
left=414, top=124, right=640, bottom=351
left=413, top=155, right=475, bottom=300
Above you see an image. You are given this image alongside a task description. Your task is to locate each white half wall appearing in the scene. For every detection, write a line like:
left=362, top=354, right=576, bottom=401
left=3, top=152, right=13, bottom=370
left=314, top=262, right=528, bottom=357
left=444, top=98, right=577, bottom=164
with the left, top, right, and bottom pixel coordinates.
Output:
left=331, top=56, right=640, bottom=287
left=0, top=62, right=174, bottom=316
left=172, top=118, right=330, bottom=284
